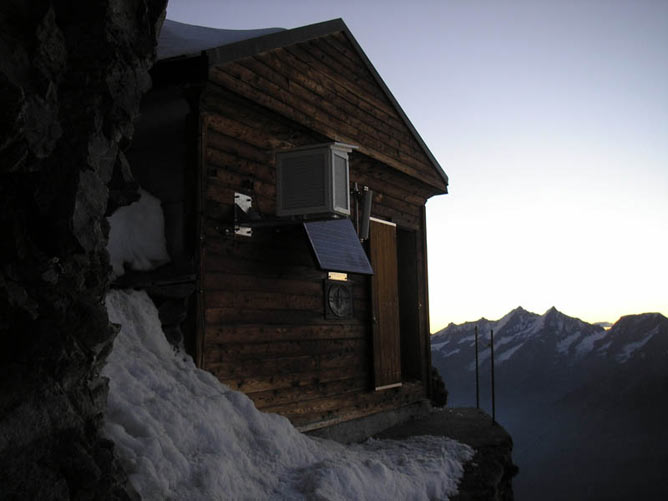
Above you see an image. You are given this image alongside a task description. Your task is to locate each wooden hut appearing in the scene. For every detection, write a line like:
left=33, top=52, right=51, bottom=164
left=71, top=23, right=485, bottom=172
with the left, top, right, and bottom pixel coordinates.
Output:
left=123, top=18, right=449, bottom=435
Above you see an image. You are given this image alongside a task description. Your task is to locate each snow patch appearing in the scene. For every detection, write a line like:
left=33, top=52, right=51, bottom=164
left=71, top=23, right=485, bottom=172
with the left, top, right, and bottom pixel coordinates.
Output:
left=557, top=331, right=581, bottom=354
left=497, top=343, right=523, bottom=363
left=575, top=330, right=607, bottom=357
left=431, top=340, right=450, bottom=351
left=103, top=289, right=473, bottom=500
left=441, top=347, right=462, bottom=358
left=616, top=326, right=659, bottom=363
left=457, top=334, right=474, bottom=345
left=106, top=189, right=170, bottom=278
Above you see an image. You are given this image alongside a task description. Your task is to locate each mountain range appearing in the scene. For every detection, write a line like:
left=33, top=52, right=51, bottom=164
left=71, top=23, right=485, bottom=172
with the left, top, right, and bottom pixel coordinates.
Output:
left=431, top=307, right=668, bottom=500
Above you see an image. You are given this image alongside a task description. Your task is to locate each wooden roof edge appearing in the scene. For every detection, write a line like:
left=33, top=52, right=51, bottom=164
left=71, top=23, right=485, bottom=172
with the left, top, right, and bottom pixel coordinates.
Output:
left=204, top=18, right=449, bottom=194
left=336, top=24, right=449, bottom=194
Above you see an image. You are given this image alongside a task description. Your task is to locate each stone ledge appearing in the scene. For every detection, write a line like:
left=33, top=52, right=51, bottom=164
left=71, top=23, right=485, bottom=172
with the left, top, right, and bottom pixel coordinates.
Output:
left=375, top=407, right=517, bottom=500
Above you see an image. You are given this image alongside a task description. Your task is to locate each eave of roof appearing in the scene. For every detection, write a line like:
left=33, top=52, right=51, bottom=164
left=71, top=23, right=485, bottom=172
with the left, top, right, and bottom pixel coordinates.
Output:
left=158, top=18, right=448, bottom=193
left=157, top=19, right=285, bottom=60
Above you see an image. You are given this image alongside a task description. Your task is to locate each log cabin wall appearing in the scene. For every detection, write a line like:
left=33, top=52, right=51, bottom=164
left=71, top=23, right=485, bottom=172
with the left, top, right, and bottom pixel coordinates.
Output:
left=196, top=31, right=444, bottom=429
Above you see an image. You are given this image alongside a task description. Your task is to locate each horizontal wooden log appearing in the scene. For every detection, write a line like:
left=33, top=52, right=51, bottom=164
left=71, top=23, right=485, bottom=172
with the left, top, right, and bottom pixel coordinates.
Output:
left=206, top=338, right=365, bottom=360
left=370, top=204, right=420, bottom=230
left=209, top=66, right=444, bottom=189
left=299, top=37, right=387, bottom=105
left=203, top=159, right=276, bottom=201
left=202, top=253, right=325, bottom=280
left=248, top=376, right=369, bottom=409
left=204, top=307, right=369, bottom=327
left=205, top=349, right=367, bottom=377
left=350, top=155, right=435, bottom=203
left=212, top=363, right=370, bottom=392
left=202, top=272, right=369, bottom=301
left=276, top=45, right=409, bottom=142
left=203, top=272, right=322, bottom=294
left=201, top=226, right=317, bottom=267
left=205, top=126, right=271, bottom=166
left=203, top=84, right=327, bottom=148
left=218, top=60, right=439, bottom=187
left=204, top=290, right=322, bottom=311
left=262, top=381, right=425, bottom=425
left=204, top=324, right=368, bottom=344
left=219, top=60, right=397, bottom=158
left=239, top=55, right=423, bottom=164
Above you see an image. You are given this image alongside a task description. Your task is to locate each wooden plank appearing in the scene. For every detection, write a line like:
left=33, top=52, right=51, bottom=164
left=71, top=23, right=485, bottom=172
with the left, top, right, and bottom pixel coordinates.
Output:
left=204, top=306, right=368, bottom=326
left=249, top=377, right=369, bottom=409
left=265, top=381, right=425, bottom=425
left=205, top=126, right=271, bottom=166
left=202, top=273, right=369, bottom=302
left=299, top=37, right=387, bottom=104
left=204, top=290, right=322, bottom=311
left=241, top=54, right=421, bottom=162
left=204, top=162, right=276, bottom=202
left=227, top=57, right=438, bottom=186
left=201, top=226, right=317, bottom=268
left=369, top=219, right=402, bottom=389
left=205, top=350, right=367, bottom=377
left=370, top=204, right=420, bottom=231
left=350, top=155, right=435, bottom=203
left=273, top=46, right=409, bottom=138
left=204, top=324, right=367, bottom=344
left=202, top=253, right=322, bottom=279
left=209, top=66, right=445, bottom=189
left=202, top=84, right=327, bottom=149
left=207, top=338, right=365, bottom=360
left=218, top=58, right=401, bottom=161
left=203, top=273, right=322, bottom=294
left=220, top=369, right=369, bottom=394
left=205, top=147, right=275, bottom=185
left=207, top=111, right=294, bottom=153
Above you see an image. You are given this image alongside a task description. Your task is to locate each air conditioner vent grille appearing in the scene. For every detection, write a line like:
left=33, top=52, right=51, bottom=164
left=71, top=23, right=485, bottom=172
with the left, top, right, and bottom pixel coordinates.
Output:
left=333, top=153, right=349, bottom=211
left=281, top=153, right=326, bottom=210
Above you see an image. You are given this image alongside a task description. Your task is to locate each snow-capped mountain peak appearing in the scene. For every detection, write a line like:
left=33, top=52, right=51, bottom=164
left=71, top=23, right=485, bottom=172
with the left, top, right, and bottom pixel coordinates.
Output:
left=432, top=309, right=667, bottom=371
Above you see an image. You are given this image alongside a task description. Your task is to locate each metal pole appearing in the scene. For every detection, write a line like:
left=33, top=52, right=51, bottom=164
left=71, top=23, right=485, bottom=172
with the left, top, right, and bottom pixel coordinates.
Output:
left=474, top=325, right=480, bottom=409
left=490, top=328, right=496, bottom=423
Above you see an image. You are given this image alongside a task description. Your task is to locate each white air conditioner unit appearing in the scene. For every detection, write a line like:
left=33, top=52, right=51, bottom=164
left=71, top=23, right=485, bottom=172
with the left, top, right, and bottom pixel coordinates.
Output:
left=276, top=142, right=357, bottom=217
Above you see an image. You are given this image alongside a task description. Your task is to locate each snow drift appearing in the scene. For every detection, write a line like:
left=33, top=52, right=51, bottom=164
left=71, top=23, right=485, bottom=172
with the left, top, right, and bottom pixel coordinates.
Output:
left=106, top=189, right=170, bottom=278
left=103, top=289, right=472, bottom=500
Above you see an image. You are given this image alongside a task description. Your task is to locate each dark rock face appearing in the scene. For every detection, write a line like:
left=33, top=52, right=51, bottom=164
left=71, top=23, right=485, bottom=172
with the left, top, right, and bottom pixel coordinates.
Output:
left=0, top=1, right=166, bottom=499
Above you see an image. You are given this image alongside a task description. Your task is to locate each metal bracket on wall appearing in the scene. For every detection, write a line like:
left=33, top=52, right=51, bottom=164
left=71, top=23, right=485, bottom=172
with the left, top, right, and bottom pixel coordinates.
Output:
left=234, top=192, right=253, bottom=237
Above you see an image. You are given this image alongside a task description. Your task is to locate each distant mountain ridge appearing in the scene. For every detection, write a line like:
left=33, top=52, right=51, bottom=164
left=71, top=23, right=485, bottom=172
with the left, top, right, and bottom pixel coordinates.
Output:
left=431, top=307, right=668, bottom=500
left=432, top=307, right=667, bottom=368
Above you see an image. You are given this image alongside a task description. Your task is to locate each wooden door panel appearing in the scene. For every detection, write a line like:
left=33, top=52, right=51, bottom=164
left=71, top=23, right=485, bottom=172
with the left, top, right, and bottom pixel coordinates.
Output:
left=369, top=218, right=402, bottom=389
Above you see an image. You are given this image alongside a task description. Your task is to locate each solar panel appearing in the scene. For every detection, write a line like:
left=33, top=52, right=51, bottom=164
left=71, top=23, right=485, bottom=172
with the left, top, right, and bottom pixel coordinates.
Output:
left=303, top=219, right=374, bottom=275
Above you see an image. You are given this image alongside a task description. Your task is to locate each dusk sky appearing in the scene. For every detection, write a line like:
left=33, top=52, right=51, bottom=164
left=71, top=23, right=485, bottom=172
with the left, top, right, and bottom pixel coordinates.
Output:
left=166, top=0, right=668, bottom=331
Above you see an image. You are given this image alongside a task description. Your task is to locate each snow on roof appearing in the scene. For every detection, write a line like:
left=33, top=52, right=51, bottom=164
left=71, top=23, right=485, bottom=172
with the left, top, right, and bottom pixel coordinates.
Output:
left=158, top=19, right=285, bottom=60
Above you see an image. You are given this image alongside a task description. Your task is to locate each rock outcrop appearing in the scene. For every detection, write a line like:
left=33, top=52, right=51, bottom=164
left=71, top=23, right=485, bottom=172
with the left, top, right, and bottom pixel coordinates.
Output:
left=376, top=407, right=517, bottom=500
left=0, top=1, right=166, bottom=498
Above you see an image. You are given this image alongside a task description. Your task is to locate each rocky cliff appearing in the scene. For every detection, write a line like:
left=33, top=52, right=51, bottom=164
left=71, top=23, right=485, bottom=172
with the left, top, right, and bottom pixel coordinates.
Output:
left=0, top=1, right=166, bottom=498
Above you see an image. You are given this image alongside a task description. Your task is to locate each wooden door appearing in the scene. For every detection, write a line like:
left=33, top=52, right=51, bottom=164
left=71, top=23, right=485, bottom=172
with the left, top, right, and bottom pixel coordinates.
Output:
left=369, top=218, right=402, bottom=390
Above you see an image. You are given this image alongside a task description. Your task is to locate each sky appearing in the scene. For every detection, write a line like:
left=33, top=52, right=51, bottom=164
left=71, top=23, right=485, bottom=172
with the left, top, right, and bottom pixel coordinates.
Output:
left=166, top=0, right=668, bottom=331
